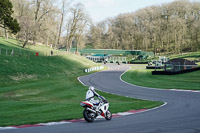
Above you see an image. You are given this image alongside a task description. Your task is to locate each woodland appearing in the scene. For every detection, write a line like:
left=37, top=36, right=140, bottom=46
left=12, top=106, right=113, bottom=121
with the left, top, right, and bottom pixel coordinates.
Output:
left=0, top=0, right=200, bottom=54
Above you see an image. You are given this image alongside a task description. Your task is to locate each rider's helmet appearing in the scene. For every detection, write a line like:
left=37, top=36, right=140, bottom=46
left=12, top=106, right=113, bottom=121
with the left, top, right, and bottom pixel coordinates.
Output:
left=89, top=86, right=95, bottom=91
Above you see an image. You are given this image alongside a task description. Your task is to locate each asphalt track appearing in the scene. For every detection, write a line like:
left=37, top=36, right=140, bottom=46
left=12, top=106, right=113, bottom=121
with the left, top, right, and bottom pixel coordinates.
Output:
left=1, top=64, right=200, bottom=133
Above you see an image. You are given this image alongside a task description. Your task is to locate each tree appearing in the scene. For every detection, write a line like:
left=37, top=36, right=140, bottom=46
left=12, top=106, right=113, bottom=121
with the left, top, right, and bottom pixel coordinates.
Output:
left=31, top=0, right=56, bottom=45
left=65, top=3, right=89, bottom=52
left=0, top=0, right=20, bottom=36
left=11, top=0, right=60, bottom=48
left=88, top=0, right=200, bottom=54
left=57, top=0, right=71, bottom=46
left=11, top=0, right=34, bottom=48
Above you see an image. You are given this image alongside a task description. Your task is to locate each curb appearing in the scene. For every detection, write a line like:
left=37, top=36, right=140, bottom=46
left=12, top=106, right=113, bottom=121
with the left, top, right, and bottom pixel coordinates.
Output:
left=0, top=102, right=168, bottom=131
left=0, top=109, right=148, bottom=130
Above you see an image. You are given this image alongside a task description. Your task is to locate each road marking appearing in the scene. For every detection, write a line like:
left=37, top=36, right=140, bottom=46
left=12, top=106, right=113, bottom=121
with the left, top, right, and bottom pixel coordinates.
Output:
left=77, top=77, right=87, bottom=86
left=39, top=121, right=72, bottom=126
left=169, top=89, right=200, bottom=93
left=120, top=67, right=200, bottom=93
left=0, top=127, right=17, bottom=130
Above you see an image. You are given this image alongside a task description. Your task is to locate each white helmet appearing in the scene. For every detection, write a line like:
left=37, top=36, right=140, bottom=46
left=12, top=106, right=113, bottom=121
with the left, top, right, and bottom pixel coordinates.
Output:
left=89, top=86, right=95, bottom=91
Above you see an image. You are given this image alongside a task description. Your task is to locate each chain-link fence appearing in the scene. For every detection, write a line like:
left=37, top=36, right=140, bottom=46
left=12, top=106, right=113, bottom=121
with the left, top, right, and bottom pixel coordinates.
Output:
left=0, top=47, right=31, bottom=57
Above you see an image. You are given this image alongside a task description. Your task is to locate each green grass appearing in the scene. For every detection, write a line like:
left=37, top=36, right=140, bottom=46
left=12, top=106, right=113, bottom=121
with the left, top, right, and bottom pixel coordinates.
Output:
left=0, top=37, right=163, bottom=126
left=122, top=66, right=200, bottom=90
left=97, top=91, right=162, bottom=112
left=0, top=37, right=64, bottom=57
left=168, top=51, right=200, bottom=61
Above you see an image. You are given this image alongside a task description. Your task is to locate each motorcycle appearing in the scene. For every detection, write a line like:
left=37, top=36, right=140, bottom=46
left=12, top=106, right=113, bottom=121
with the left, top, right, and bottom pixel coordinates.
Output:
left=80, top=96, right=112, bottom=122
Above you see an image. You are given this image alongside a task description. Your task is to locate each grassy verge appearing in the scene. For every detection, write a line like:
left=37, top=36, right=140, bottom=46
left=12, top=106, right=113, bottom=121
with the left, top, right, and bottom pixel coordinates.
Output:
left=0, top=77, right=163, bottom=126
left=169, top=51, right=200, bottom=60
left=0, top=38, right=163, bottom=126
left=122, top=66, right=200, bottom=90
left=97, top=91, right=163, bottom=112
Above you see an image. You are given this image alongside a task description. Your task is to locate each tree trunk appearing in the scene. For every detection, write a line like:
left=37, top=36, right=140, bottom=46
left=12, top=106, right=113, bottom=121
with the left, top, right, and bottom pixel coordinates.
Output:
left=4, top=28, right=8, bottom=40
left=58, top=13, right=64, bottom=46
left=23, top=33, right=28, bottom=48
left=46, top=37, right=49, bottom=46
left=23, top=40, right=28, bottom=48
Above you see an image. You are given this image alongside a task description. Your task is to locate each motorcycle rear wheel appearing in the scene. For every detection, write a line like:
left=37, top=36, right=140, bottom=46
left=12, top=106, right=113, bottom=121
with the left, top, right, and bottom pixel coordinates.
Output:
left=83, top=109, right=95, bottom=122
left=105, top=109, right=112, bottom=120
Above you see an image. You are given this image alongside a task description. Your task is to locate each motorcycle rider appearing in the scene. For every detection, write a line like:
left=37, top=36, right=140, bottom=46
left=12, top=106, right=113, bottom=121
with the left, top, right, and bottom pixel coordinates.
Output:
left=86, top=86, right=102, bottom=108
left=80, top=86, right=112, bottom=122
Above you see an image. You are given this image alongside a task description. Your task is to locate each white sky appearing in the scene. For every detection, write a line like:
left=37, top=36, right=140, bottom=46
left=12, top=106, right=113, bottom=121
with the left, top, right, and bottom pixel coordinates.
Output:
left=76, top=0, right=200, bottom=23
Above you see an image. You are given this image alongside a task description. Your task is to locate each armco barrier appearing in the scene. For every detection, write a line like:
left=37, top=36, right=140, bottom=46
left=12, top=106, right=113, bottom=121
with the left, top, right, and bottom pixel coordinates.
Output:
left=85, top=66, right=104, bottom=73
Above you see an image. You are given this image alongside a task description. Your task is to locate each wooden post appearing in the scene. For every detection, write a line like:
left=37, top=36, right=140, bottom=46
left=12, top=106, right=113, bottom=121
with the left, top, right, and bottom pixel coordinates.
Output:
left=11, top=49, right=14, bottom=56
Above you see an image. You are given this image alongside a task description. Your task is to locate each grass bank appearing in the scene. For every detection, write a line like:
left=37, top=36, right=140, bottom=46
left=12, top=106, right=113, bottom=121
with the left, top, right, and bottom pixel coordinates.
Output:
left=169, top=51, right=200, bottom=61
left=0, top=38, right=163, bottom=126
left=122, top=65, right=200, bottom=90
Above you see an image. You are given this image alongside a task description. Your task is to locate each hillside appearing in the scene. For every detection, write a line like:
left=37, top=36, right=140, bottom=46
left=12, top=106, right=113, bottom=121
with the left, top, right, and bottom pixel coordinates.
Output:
left=0, top=37, right=96, bottom=85
left=0, top=37, right=98, bottom=126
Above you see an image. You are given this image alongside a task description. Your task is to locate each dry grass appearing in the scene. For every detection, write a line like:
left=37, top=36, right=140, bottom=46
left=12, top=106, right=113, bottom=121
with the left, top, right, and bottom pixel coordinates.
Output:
left=9, top=73, right=37, bottom=81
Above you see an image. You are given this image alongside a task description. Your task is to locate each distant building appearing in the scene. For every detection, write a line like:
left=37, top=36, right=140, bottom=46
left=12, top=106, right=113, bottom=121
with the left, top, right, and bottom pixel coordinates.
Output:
left=164, top=58, right=198, bottom=72
left=86, top=54, right=111, bottom=62
left=146, top=56, right=169, bottom=69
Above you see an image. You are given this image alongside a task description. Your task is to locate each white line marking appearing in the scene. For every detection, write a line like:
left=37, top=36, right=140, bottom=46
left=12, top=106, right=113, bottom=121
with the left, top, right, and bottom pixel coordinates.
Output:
left=117, top=112, right=133, bottom=116
left=77, top=77, right=87, bottom=86
left=170, top=89, right=200, bottom=93
left=39, top=122, right=71, bottom=126
left=0, top=127, right=17, bottom=130
left=145, top=102, right=168, bottom=112
left=119, top=67, right=200, bottom=93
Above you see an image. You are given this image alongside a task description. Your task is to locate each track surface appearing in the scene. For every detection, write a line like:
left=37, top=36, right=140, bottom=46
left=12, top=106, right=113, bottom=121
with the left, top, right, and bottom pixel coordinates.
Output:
left=1, top=64, right=200, bottom=133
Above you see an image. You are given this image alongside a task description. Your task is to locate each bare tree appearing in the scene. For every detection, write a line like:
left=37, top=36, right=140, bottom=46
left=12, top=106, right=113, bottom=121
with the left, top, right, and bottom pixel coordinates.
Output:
left=11, top=0, right=34, bottom=48
left=65, top=3, right=89, bottom=52
left=88, top=0, right=200, bottom=54
left=32, top=0, right=55, bottom=45
left=11, top=0, right=60, bottom=48
left=57, top=0, right=71, bottom=46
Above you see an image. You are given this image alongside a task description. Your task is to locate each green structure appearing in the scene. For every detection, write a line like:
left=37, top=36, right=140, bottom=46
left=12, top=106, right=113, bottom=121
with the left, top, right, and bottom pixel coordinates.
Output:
left=70, top=48, right=153, bottom=56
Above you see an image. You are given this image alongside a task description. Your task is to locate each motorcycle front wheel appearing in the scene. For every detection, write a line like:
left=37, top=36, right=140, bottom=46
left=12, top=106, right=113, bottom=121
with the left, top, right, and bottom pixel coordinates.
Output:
left=105, top=109, right=112, bottom=120
left=83, top=109, right=95, bottom=122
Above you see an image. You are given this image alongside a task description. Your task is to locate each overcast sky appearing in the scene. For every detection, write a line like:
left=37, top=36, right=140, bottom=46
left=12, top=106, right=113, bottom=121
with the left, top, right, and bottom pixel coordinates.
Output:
left=76, top=0, right=199, bottom=23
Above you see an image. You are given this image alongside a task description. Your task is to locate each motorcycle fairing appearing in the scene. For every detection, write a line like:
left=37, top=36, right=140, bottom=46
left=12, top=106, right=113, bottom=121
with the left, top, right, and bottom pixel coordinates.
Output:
left=99, top=103, right=109, bottom=116
left=80, top=101, right=93, bottom=107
